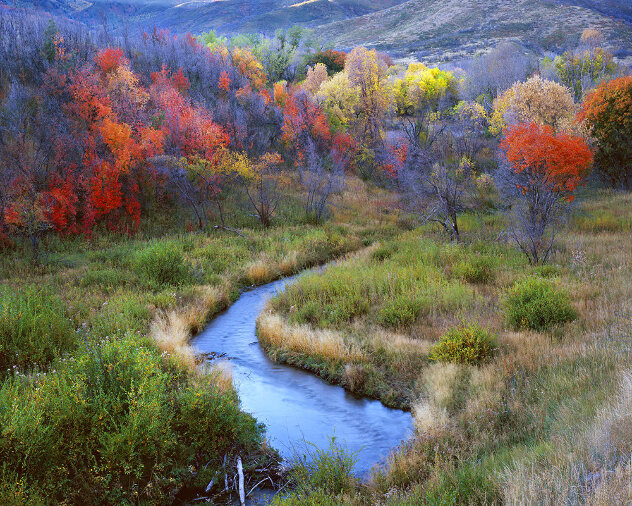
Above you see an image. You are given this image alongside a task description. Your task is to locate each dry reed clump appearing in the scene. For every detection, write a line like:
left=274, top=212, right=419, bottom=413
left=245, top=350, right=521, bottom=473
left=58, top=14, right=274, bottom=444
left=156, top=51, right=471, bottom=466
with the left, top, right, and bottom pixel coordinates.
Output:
left=422, top=362, right=464, bottom=411
left=244, top=256, right=275, bottom=285
left=343, top=363, right=366, bottom=391
left=278, top=250, right=299, bottom=276
left=257, top=311, right=364, bottom=362
left=150, top=285, right=229, bottom=371
left=181, top=285, right=229, bottom=334
left=411, top=363, right=466, bottom=433
left=150, top=310, right=196, bottom=370
left=204, top=360, right=234, bottom=395
left=412, top=400, right=450, bottom=433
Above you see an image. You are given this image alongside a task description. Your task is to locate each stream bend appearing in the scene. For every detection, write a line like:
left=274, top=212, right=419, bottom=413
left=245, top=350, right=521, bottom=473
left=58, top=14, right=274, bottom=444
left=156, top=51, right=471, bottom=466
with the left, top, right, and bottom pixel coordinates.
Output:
left=191, top=276, right=414, bottom=475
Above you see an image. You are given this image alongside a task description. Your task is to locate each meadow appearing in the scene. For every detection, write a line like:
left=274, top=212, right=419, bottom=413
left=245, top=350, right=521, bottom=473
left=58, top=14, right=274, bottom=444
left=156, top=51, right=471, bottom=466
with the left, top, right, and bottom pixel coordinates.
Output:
left=0, top=180, right=401, bottom=503
left=259, top=189, right=632, bottom=504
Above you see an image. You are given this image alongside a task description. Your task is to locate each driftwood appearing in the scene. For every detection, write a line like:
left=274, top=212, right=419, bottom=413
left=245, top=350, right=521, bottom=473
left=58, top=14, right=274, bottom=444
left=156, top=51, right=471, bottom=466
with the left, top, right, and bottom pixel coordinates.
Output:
left=237, top=457, right=245, bottom=505
left=213, top=225, right=249, bottom=238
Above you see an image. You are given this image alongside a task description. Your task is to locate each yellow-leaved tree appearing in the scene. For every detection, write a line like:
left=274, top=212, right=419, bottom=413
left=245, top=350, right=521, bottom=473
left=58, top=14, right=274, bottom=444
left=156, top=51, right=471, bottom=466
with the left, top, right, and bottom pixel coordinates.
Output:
left=391, top=63, right=457, bottom=116
left=490, top=75, right=581, bottom=136
left=344, top=47, right=392, bottom=146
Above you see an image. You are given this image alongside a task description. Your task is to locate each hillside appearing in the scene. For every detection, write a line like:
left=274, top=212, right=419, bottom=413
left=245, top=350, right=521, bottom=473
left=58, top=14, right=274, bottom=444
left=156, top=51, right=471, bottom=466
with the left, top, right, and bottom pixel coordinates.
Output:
left=6, top=0, right=632, bottom=62
left=317, top=0, right=632, bottom=63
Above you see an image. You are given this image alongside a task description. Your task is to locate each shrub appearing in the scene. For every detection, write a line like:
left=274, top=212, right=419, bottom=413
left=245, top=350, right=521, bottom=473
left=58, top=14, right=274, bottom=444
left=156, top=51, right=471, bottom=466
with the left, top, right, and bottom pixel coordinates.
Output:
left=504, top=277, right=577, bottom=331
left=371, top=242, right=398, bottom=262
left=429, top=324, right=497, bottom=365
left=80, top=268, right=130, bottom=289
left=0, top=334, right=265, bottom=503
left=287, top=438, right=357, bottom=497
left=378, top=297, right=423, bottom=329
left=0, top=286, right=75, bottom=373
left=134, top=241, right=191, bottom=287
left=453, top=257, right=494, bottom=284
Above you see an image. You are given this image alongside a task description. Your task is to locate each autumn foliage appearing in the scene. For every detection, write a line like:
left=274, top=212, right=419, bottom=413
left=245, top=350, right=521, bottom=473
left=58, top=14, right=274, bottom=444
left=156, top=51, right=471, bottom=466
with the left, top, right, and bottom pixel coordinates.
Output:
left=579, top=75, right=632, bottom=188
left=500, top=122, right=593, bottom=199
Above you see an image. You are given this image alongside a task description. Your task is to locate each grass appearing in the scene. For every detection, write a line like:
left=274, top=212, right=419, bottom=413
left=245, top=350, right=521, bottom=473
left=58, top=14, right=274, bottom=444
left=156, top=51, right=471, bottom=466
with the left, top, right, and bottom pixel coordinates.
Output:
left=0, top=177, right=402, bottom=503
left=263, top=189, right=632, bottom=504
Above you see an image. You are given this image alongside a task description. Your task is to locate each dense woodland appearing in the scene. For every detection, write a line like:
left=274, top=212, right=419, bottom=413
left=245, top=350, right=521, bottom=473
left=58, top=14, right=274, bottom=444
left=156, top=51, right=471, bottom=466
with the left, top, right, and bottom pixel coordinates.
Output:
left=0, top=3, right=632, bottom=504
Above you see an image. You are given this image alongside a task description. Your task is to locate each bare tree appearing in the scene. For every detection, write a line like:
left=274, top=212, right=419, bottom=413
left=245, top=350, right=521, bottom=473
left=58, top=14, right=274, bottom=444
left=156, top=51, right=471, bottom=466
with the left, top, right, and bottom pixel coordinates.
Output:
left=301, top=140, right=345, bottom=222
left=462, top=42, right=532, bottom=101
left=496, top=159, right=568, bottom=264
left=398, top=105, right=486, bottom=241
left=240, top=152, right=284, bottom=228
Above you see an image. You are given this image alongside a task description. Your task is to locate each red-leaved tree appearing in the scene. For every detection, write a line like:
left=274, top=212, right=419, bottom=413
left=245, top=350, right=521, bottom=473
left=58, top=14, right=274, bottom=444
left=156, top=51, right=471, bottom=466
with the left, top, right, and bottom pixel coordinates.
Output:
left=499, top=123, right=593, bottom=263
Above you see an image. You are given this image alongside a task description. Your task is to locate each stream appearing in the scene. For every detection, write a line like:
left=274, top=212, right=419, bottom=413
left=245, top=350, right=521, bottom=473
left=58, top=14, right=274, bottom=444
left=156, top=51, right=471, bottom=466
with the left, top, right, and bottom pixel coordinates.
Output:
left=191, top=275, right=414, bottom=476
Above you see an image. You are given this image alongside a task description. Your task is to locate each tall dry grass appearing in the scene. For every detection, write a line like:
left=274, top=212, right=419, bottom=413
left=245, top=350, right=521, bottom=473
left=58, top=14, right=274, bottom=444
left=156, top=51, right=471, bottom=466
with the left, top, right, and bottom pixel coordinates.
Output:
left=257, top=311, right=364, bottom=362
left=151, top=285, right=229, bottom=371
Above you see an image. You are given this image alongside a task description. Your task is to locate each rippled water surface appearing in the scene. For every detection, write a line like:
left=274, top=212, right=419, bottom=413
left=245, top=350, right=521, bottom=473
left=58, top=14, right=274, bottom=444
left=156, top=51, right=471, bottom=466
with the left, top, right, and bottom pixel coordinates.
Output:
left=191, top=276, right=413, bottom=474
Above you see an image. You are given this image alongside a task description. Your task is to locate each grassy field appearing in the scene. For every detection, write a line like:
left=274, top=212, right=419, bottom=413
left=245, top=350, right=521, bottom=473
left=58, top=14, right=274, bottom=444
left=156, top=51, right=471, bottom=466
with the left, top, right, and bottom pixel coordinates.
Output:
left=0, top=178, right=402, bottom=503
left=259, top=189, right=632, bottom=504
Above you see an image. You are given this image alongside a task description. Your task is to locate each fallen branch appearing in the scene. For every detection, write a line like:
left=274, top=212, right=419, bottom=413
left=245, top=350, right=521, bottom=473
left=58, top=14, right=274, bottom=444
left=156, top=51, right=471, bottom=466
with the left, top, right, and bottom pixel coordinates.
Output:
left=237, top=457, right=245, bottom=505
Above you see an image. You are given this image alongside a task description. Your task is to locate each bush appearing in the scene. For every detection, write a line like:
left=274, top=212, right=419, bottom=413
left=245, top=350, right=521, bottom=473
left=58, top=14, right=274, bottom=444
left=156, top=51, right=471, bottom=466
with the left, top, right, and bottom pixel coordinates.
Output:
left=453, top=257, right=494, bottom=284
left=371, top=242, right=398, bottom=262
left=80, top=268, right=130, bottom=289
left=378, top=297, right=423, bottom=329
left=0, top=286, right=75, bottom=373
left=0, top=334, right=265, bottom=503
left=286, top=438, right=357, bottom=497
left=504, top=277, right=577, bottom=331
left=134, top=241, right=191, bottom=287
left=429, top=323, right=497, bottom=365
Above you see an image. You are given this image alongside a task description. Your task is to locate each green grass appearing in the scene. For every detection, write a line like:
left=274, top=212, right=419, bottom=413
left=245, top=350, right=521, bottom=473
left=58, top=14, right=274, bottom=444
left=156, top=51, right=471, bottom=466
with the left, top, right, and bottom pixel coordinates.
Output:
left=0, top=180, right=399, bottom=502
left=265, top=190, right=632, bottom=504
left=504, top=276, right=577, bottom=332
left=0, top=333, right=265, bottom=504
left=0, top=287, right=75, bottom=374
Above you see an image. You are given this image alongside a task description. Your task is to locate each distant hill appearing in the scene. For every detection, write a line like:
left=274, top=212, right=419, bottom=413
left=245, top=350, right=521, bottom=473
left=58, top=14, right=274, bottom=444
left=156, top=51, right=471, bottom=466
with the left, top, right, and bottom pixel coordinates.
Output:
left=5, top=0, right=632, bottom=63
left=317, top=0, right=632, bottom=63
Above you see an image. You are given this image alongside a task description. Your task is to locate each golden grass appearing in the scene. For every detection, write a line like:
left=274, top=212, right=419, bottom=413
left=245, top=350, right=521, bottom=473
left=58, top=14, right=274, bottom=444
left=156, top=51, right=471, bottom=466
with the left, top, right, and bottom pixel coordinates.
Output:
left=150, top=310, right=197, bottom=370
left=499, top=192, right=632, bottom=504
left=244, top=256, right=274, bottom=285
left=257, top=311, right=364, bottom=362
left=151, top=285, right=229, bottom=371
left=258, top=190, right=632, bottom=503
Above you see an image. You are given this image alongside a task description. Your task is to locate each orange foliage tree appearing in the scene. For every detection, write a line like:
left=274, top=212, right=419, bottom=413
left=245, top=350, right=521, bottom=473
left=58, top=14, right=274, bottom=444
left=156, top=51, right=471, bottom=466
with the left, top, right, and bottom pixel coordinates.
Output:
left=500, top=123, right=593, bottom=263
left=579, top=75, right=632, bottom=188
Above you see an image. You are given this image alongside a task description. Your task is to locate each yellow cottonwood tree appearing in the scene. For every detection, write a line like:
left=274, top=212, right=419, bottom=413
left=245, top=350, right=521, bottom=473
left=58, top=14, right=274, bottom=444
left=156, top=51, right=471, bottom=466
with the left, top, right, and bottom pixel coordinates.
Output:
left=344, top=47, right=391, bottom=146
left=391, top=63, right=457, bottom=116
left=490, top=76, right=580, bottom=135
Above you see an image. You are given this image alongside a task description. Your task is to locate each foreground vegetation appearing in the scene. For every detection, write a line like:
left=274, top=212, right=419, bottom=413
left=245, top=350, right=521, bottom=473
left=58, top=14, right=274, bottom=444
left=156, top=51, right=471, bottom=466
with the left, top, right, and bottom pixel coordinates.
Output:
left=0, top=180, right=400, bottom=503
left=260, top=189, right=632, bottom=503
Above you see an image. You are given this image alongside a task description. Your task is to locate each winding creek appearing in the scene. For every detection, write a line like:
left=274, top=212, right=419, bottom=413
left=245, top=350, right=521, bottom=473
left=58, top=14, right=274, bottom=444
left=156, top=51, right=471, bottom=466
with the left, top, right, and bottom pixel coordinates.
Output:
left=191, top=275, right=414, bottom=475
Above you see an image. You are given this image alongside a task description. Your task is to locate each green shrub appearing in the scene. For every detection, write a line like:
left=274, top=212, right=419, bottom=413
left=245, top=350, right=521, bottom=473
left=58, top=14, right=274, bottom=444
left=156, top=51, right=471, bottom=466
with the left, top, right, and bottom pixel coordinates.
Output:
left=80, top=268, right=130, bottom=289
left=134, top=241, right=191, bottom=287
left=453, top=257, right=494, bottom=284
left=504, top=277, right=577, bottom=331
left=378, top=297, right=423, bottom=328
left=371, top=242, right=398, bottom=262
left=429, top=323, right=497, bottom=365
left=286, top=438, right=357, bottom=497
left=0, top=286, right=75, bottom=373
left=0, top=334, right=265, bottom=503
